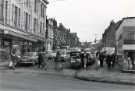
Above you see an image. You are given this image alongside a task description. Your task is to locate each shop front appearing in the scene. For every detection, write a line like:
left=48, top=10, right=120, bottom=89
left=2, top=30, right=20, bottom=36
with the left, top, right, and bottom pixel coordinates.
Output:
left=123, top=45, right=135, bottom=69
left=0, top=26, right=46, bottom=55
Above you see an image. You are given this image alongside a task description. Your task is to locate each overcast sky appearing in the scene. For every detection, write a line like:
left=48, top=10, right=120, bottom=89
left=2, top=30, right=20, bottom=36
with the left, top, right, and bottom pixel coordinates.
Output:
left=47, top=0, right=135, bottom=42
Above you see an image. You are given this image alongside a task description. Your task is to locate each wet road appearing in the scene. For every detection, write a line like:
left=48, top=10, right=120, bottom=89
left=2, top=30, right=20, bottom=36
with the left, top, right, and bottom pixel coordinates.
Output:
left=0, top=70, right=134, bottom=91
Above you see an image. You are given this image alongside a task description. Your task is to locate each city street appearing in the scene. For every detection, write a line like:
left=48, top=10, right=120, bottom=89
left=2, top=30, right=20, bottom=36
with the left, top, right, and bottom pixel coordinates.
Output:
left=0, top=0, right=135, bottom=91
left=0, top=70, right=134, bottom=91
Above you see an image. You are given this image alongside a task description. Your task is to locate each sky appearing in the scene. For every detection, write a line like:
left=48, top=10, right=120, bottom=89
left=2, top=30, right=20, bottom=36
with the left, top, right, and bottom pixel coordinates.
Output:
left=47, top=0, right=135, bottom=42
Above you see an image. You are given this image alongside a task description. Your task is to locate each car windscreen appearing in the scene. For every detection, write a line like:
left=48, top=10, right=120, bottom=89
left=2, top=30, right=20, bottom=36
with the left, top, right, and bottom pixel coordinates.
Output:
left=24, top=52, right=37, bottom=56
left=70, top=52, right=80, bottom=57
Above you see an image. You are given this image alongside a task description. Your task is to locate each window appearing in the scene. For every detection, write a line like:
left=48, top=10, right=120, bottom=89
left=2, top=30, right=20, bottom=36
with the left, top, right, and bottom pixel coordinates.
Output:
left=24, top=12, right=28, bottom=31
left=17, top=8, right=21, bottom=28
left=4, top=1, right=8, bottom=24
left=126, top=32, right=135, bottom=40
left=12, top=5, right=14, bottom=25
left=12, top=5, right=20, bottom=28
left=41, top=4, right=44, bottom=17
left=0, top=0, right=4, bottom=21
left=34, top=18, right=37, bottom=33
left=26, top=0, right=29, bottom=7
left=28, top=15, right=31, bottom=32
left=34, top=0, right=38, bottom=13
left=124, top=31, right=135, bottom=44
left=14, top=6, right=17, bottom=26
left=40, top=22, right=41, bottom=33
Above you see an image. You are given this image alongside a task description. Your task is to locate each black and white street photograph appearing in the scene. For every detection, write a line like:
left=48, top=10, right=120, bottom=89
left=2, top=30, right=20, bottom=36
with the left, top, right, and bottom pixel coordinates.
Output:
left=0, top=0, right=135, bottom=91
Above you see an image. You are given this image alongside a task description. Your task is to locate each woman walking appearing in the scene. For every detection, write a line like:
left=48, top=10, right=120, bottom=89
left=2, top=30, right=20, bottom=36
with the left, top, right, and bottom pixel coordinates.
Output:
left=9, top=48, right=17, bottom=70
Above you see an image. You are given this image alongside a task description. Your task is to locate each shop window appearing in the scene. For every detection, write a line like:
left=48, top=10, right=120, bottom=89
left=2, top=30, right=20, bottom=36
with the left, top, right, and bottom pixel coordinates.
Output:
left=124, top=31, right=135, bottom=44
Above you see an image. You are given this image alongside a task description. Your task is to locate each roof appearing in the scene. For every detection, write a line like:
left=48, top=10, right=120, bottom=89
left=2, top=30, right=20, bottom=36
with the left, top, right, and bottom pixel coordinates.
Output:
left=123, top=17, right=135, bottom=20
left=114, top=20, right=123, bottom=31
left=42, top=0, right=49, bottom=4
left=115, top=17, right=135, bottom=31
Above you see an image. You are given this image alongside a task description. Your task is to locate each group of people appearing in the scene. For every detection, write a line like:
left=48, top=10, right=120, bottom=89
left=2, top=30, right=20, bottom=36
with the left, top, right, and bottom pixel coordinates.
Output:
left=9, top=46, right=134, bottom=71
left=96, top=51, right=134, bottom=70
left=97, top=51, right=116, bottom=69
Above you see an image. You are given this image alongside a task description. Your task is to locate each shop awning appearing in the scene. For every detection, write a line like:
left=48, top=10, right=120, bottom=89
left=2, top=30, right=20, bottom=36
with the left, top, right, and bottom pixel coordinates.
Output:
left=0, top=23, right=45, bottom=43
left=4, top=29, right=37, bottom=42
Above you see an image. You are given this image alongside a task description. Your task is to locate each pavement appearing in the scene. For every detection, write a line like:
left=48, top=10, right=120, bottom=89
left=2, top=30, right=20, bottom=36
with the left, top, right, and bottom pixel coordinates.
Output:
left=0, top=60, right=135, bottom=85
left=75, top=69, right=135, bottom=85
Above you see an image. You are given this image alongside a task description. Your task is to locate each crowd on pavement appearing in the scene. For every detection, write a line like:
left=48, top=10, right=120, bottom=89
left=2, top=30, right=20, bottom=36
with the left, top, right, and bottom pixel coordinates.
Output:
left=7, top=45, right=135, bottom=72
left=96, top=51, right=135, bottom=71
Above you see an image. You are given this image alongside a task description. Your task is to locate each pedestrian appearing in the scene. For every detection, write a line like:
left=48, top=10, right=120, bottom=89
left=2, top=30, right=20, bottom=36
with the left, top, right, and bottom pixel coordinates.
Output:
left=41, top=53, right=48, bottom=70
left=113, top=53, right=116, bottom=68
left=82, top=51, right=88, bottom=69
left=99, top=52, right=104, bottom=67
left=54, top=51, right=62, bottom=71
left=80, top=51, right=84, bottom=68
left=9, top=48, right=17, bottom=70
left=38, top=52, right=44, bottom=69
left=106, top=54, right=113, bottom=70
left=127, top=56, right=132, bottom=69
left=131, top=58, right=135, bottom=70
left=110, top=53, right=116, bottom=68
left=96, top=51, right=100, bottom=58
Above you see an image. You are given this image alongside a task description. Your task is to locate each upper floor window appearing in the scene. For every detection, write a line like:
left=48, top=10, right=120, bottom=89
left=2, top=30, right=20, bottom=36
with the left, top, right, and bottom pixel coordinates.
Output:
left=34, top=18, right=38, bottom=33
left=26, top=0, right=29, bottom=7
left=24, top=12, right=28, bottom=31
left=34, top=0, right=38, bottom=13
left=4, top=0, right=8, bottom=24
left=0, top=0, right=4, bottom=21
left=41, top=3, right=46, bottom=18
left=124, top=31, right=135, bottom=44
left=125, top=31, right=135, bottom=40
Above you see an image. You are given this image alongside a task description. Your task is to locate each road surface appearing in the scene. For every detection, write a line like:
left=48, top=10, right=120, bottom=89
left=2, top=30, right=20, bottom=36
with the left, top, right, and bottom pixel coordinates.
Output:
left=0, top=70, right=134, bottom=91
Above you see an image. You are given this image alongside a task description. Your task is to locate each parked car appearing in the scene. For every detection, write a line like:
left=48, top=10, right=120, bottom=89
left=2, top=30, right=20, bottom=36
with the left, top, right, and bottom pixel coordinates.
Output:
left=19, top=52, right=38, bottom=65
left=69, top=51, right=82, bottom=68
left=46, top=51, right=57, bottom=59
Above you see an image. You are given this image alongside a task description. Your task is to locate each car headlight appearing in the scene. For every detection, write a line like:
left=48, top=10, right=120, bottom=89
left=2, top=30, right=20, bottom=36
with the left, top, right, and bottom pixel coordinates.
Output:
left=71, top=58, right=75, bottom=62
left=76, top=59, right=81, bottom=62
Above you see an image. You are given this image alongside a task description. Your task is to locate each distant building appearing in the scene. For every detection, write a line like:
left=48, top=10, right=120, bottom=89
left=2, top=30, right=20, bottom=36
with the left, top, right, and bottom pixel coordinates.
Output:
left=102, top=20, right=122, bottom=48
left=81, top=41, right=92, bottom=49
left=116, top=17, right=135, bottom=61
left=0, top=0, right=48, bottom=52
left=52, top=21, right=80, bottom=50
left=69, top=33, right=80, bottom=47
left=102, top=17, right=135, bottom=61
